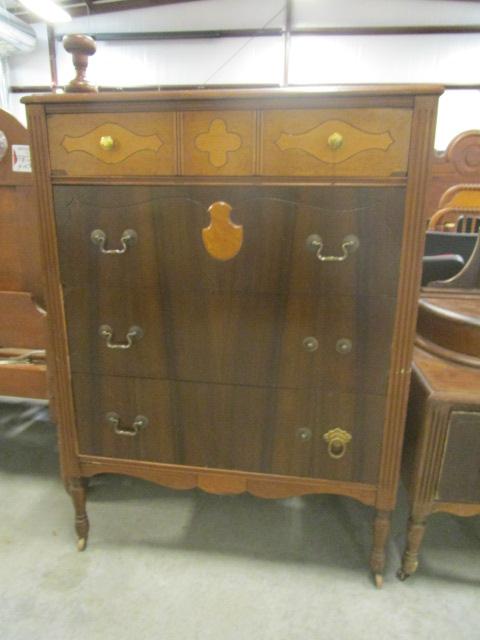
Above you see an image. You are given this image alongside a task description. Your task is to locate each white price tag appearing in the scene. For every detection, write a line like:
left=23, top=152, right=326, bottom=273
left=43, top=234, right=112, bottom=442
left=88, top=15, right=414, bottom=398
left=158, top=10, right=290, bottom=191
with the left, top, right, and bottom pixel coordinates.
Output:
left=12, top=145, right=32, bottom=173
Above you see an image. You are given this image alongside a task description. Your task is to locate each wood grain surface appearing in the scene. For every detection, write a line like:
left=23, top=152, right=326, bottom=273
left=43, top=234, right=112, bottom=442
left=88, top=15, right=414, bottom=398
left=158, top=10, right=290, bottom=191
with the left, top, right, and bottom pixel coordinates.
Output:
left=48, top=112, right=176, bottom=176
left=72, top=373, right=384, bottom=484
left=261, top=108, right=412, bottom=177
left=54, top=185, right=405, bottom=297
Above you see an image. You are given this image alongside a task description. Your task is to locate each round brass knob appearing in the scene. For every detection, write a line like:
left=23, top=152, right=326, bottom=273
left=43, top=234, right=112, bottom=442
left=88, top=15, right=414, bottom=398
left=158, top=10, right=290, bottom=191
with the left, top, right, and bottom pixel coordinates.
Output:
left=99, top=135, right=115, bottom=151
left=327, top=132, right=343, bottom=150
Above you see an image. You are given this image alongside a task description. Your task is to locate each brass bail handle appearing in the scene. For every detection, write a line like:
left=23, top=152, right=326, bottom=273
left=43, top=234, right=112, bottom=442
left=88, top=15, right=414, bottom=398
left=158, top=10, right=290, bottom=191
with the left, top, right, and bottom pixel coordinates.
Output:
left=323, top=428, right=352, bottom=459
left=306, top=234, right=360, bottom=262
left=91, top=229, right=137, bottom=254
left=106, top=412, right=149, bottom=437
left=99, top=325, right=144, bottom=349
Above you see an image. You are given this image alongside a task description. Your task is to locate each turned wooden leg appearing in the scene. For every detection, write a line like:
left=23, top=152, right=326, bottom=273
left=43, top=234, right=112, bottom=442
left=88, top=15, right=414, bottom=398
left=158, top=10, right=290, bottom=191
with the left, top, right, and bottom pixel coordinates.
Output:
left=397, top=515, right=427, bottom=581
left=67, top=477, right=89, bottom=551
left=370, top=510, right=391, bottom=588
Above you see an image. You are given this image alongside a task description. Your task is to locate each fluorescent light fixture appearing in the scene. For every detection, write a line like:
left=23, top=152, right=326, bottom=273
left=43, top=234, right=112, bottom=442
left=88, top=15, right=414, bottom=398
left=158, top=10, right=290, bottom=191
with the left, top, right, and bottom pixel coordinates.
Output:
left=0, top=6, right=36, bottom=54
left=16, top=0, right=72, bottom=24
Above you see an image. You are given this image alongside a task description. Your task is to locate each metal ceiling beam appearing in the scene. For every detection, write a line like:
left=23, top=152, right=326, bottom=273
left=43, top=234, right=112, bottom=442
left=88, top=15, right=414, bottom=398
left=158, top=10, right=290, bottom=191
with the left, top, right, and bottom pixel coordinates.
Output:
left=11, top=0, right=202, bottom=22
left=51, top=25, right=480, bottom=43
left=55, top=28, right=283, bottom=41
left=294, top=25, right=480, bottom=35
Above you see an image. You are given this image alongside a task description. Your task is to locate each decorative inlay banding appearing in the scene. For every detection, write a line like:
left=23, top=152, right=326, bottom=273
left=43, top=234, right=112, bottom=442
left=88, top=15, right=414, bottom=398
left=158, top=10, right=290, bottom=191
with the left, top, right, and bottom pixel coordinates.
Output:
left=202, top=201, right=243, bottom=261
left=195, top=119, right=242, bottom=167
left=62, top=122, right=163, bottom=164
left=276, top=119, right=394, bottom=164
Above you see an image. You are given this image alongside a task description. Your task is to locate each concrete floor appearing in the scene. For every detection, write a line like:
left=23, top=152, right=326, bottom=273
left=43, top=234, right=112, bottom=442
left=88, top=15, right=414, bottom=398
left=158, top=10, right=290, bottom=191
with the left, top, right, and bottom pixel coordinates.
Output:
left=0, top=398, right=478, bottom=640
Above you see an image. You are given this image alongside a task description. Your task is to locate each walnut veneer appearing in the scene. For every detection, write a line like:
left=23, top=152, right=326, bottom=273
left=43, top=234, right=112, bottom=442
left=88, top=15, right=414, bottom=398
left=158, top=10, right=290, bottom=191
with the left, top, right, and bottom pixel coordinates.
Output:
left=24, top=85, right=441, bottom=585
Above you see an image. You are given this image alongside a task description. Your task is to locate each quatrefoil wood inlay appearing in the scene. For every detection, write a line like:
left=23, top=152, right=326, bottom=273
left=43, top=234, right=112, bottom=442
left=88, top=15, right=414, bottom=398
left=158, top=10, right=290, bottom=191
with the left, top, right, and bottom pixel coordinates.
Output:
left=202, top=201, right=243, bottom=261
left=62, top=123, right=163, bottom=164
left=195, top=119, right=242, bottom=168
left=276, top=119, right=394, bottom=164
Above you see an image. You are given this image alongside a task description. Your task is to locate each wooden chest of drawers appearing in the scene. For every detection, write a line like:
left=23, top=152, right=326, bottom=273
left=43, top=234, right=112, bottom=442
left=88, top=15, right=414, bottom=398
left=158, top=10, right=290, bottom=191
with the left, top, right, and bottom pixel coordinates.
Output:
left=24, top=86, right=441, bottom=585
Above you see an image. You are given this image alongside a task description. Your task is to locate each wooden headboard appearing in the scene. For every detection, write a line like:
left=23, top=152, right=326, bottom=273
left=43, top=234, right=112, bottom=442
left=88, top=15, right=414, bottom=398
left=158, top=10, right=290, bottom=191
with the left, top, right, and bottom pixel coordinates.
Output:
left=425, top=130, right=480, bottom=220
left=0, top=108, right=47, bottom=399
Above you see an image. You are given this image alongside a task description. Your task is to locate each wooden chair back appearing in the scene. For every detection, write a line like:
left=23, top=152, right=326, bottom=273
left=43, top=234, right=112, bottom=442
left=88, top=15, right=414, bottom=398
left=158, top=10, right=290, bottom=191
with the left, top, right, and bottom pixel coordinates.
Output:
left=428, top=206, right=480, bottom=233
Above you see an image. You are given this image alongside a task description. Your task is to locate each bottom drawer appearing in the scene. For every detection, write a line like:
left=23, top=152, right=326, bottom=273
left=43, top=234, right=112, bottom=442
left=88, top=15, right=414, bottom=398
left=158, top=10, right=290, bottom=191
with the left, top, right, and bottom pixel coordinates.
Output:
left=72, top=374, right=385, bottom=484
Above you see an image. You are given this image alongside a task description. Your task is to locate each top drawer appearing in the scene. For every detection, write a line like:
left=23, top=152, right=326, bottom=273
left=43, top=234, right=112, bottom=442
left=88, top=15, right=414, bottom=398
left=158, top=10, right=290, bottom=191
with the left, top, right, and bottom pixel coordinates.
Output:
left=47, top=108, right=412, bottom=178
left=48, top=112, right=177, bottom=177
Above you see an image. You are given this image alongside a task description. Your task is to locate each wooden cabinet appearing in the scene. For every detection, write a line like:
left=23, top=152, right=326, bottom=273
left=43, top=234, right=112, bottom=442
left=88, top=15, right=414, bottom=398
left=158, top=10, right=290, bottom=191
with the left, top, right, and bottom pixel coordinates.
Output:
left=399, top=290, right=480, bottom=581
left=24, top=86, right=441, bottom=585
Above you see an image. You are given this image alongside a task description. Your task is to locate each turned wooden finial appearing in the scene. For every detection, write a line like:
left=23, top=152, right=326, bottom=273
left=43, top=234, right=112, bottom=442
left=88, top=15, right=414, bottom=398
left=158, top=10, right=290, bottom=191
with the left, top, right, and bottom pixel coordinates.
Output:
left=63, top=34, right=97, bottom=93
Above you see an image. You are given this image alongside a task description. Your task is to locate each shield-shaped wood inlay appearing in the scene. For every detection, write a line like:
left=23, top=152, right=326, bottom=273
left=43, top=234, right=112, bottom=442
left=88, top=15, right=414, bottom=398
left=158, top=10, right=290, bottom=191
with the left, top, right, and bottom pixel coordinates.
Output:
left=202, top=201, right=243, bottom=261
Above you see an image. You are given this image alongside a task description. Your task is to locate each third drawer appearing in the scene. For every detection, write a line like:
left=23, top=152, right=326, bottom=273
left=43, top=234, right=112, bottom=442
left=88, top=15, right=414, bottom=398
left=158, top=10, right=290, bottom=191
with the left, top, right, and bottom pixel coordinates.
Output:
left=64, top=287, right=396, bottom=395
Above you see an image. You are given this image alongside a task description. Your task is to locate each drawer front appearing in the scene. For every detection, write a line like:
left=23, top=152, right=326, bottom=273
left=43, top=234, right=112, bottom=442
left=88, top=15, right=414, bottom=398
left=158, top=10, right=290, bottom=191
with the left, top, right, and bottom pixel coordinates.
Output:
left=48, top=113, right=176, bottom=176
left=181, top=110, right=256, bottom=176
left=47, top=108, right=411, bottom=178
left=54, top=185, right=405, bottom=298
left=73, top=374, right=384, bottom=484
left=73, top=375, right=177, bottom=464
left=261, top=108, right=412, bottom=177
left=437, top=411, right=480, bottom=504
left=65, top=287, right=395, bottom=395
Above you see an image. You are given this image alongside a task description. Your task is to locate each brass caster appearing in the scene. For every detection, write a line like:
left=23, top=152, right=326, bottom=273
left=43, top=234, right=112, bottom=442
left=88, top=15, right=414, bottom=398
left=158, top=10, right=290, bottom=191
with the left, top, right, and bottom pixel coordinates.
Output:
left=396, top=569, right=410, bottom=582
left=374, top=573, right=384, bottom=589
left=77, top=537, right=86, bottom=552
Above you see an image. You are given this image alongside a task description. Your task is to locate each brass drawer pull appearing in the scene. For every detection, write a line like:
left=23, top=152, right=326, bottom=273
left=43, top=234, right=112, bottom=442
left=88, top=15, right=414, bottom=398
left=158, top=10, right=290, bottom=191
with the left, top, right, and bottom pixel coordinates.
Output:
left=105, top=412, right=148, bottom=437
left=91, top=228, right=137, bottom=254
left=336, top=338, right=352, bottom=354
left=306, top=233, right=359, bottom=262
left=323, top=428, right=352, bottom=459
left=297, top=428, right=312, bottom=442
left=99, top=135, right=115, bottom=151
left=99, top=324, right=144, bottom=349
left=327, top=131, right=343, bottom=150
left=303, top=336, right=319, bottom=352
